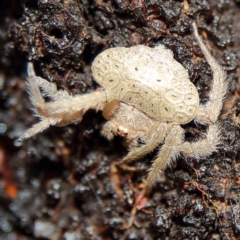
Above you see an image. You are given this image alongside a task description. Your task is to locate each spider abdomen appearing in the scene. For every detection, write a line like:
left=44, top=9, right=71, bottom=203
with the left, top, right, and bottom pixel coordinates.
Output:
left=92, top=45, right=199, bottom=124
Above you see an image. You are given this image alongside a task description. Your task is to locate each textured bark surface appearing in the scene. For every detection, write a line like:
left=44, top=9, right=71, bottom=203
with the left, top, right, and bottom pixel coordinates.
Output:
left=0, top=0, right=240, bottom=239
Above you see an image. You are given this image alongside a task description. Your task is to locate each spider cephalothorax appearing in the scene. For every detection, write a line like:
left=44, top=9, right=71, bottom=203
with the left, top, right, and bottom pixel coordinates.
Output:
left=21, top=23, right=227, bottom=189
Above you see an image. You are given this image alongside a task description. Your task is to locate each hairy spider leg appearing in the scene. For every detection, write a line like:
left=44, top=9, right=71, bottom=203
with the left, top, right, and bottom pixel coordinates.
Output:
left=20, top=63, right=107, bottom=140
left=192, top=22, right=228, bottom=125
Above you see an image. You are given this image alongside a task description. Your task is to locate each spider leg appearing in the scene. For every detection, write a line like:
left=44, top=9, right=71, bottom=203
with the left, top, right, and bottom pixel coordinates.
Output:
left=28, top=63, right=68, bottom=100
left=192, top=23, right=228, bottom=125
left=178, top=123, right=220, bottom=159
left=146, top=125, right=183, bottom=188
left=19, top=118, right=58, bottom=141
left=20, top=63, right=107, bottom=140
left=118, top=122, right=169, bottom=166
left=145, top=123, right=220, bottom=189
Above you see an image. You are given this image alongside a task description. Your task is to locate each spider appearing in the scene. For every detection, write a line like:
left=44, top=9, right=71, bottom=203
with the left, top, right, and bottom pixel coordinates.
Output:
left=20, top=23, right=227, bottom=189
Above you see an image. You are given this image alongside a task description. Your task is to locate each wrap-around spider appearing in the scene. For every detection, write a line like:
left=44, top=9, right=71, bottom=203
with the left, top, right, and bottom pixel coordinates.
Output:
left=21, top=23, right=227, bottom=189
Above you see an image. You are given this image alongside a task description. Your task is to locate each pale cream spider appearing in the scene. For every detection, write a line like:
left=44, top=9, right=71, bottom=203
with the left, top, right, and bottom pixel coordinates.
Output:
left=20, top=23, right=227, bottom=189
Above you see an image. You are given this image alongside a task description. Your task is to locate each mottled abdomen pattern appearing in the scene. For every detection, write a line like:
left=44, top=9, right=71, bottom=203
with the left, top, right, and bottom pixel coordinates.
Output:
left=92, top=45, right=199, bottom=124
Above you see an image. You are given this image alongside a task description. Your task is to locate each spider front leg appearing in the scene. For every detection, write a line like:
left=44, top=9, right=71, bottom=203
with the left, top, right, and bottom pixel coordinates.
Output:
left=27, top=63, right=71, bottom=101
left=20, top=63, right=107, bottom=140
left=192, top=23, right=228, bottom=125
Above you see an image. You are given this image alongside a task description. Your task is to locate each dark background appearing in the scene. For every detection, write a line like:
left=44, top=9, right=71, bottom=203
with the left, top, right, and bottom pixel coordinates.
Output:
left=0, top=0, right=240, bottom=239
